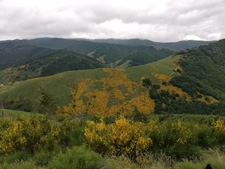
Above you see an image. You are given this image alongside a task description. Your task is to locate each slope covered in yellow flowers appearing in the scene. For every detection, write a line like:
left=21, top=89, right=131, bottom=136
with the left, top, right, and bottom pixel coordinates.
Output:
left=61, top=56, right=218, bottom=117
left=0, top=56, right=218, bottom=114
left=61, top=68, right=155, bottom=117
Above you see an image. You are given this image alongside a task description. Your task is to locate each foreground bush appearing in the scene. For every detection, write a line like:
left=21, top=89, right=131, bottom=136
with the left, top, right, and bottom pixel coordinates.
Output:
left=85, top=116, right=225, bottom=161
left=0, top=115, right=84, bottom=155
left=47, top=145, right=103, bottom=169
left=85, top=117, right=152, bottom=162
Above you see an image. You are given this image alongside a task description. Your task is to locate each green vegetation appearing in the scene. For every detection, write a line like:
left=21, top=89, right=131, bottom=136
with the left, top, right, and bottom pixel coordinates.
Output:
left=0, top=68, right=109, bottom=112
left=0, top=40, right=49, bottom=70
left=0, top=38, right=225, bottom=168
left=171, top=40, right=225, bottom=100
left=47, top=146, right=103, bottom=169
left=2, top=109, right=43, bottom=118
left=115, top=46, right=174, bottom=67
left=32, top=38, right=175, bottom=66
left=0, top=48, right=104, bottom=84
left=0, top=56, right=177, bottom=113
left=0, top=113, right=225, bottom=169
left=38, top=90, right=57, bottom=117
left=169, top=39, right=225, bottom=114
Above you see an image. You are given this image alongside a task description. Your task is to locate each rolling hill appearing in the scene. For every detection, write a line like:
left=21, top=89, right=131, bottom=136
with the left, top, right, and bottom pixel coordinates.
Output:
left=0, top=40, right=104, bottom=84
left=171, top=39, right=225, bottom=101
left=0, top=39, right=224, bottom=116
left=31, top=38, right=214, bottom=68
left=0, top=39, right=49, bottom=70
left=32, top=38, right=175, bottom=66
left=0, top=56, right=176, bottom=112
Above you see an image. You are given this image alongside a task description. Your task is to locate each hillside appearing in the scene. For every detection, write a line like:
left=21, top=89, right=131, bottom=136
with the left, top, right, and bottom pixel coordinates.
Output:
left=91, top=38, right=212, bottom=50
left=171, top=39, right=225, bottom=101
left=0, top=39, right=225, bottom=115
left=32, top=38, right=175, bottom=66
left=114, top=46, right=174, bottom=68
left=0, top=40, right=104, bottom=84
left=0, top=40, right=49, bottom=70
left=0, top=49, right=223, bottom=115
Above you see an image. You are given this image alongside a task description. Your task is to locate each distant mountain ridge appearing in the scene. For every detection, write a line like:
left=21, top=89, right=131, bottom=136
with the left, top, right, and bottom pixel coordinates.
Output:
left=91, top=38, right=213, bottom=50
left=31, top=38, right=175, bottom=66
left=31, top=38, right=212, bottom=68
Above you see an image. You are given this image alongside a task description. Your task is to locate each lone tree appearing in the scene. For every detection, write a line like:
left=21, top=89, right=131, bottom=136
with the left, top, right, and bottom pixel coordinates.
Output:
left=39, top=90, right=57, bottom=117
left=142, top=78, right=152, bottom=88
left=0, top=100, right=5, bottom=119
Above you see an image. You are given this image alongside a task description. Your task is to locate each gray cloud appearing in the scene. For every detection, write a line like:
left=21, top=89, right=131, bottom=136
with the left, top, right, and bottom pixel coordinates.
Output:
left=0, top=0, right=225, bottom=41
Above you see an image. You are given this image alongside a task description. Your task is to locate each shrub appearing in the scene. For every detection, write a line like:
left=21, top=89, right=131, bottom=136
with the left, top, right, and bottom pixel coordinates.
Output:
left=34, top=151, right=54, bottom=166
left=0, top=115, right=53, bottom=154
left=85, top=117, right=152, bottom=161
left=3, top=151, right=31, bottom=164
left=146, top=120, right=201, bottom=159
left=213, top=119, right=225, bottom=144
left=0, top=116, right=84, bottom=155
left=0, top=159, right=38, bottom=169
left=47, top=145, right=103, bottom=169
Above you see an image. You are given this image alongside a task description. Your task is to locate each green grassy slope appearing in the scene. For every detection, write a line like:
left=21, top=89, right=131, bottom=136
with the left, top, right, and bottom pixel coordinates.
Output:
left=0, top=68, right=109, bottom=112
left=2, top=109, right=43, bottom=118
left=115, top=46, right=174, bottom=67
left=125, top=56, right=175, bottom=83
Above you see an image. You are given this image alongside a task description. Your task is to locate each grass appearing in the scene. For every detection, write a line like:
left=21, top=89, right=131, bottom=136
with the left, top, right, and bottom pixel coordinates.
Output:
left=3, top=109, right=43, bottom=118
left=2, top=149, right=224, bottom=169
left=173, top=149, right=225, bottom=169
left=125, top=56, right=176, bottom=83
left=115, top=60, right=131, bottom=69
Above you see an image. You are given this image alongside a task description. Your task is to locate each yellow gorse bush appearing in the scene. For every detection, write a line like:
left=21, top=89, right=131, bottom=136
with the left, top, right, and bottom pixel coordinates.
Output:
left=85, top=117, right=152, bottom=160
left=0, top=116, right=51, bottom=154
left=213, top=119, right=225, bottom=143
left=0, top=116, right=75, bottom=155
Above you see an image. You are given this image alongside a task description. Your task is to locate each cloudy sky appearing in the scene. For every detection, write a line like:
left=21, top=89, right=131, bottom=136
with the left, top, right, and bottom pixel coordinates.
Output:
left=0, top=0, right=225, bottom=42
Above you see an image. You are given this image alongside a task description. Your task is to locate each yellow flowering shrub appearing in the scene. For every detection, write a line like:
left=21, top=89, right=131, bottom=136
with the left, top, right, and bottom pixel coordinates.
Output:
left=0, top=116, right=53, bottom=154
left=85, top=117, right=152, bottom=160
left=172, top=56, right=183, bottom=72
left=213, top=119, right=225, bottom=143
left=152, top=73, right=171, bottom=82
left=0, top=116, right=78, bottom=155
left=196, top=93, right=219, bottom=104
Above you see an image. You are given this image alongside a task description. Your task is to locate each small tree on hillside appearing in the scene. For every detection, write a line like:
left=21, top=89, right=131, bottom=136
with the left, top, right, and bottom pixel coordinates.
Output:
left=0, top=100, right=5, bottom=119
left=38, top=90, right=57, bottom=117
left=142, top=78, right=152, bottom=88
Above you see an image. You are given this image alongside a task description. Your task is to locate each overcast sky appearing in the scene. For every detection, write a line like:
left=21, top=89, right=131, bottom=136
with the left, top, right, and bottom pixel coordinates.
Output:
left=0, top=0, right=225, bottom=42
